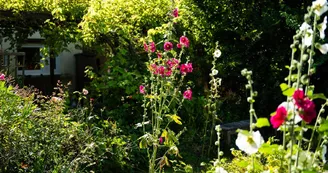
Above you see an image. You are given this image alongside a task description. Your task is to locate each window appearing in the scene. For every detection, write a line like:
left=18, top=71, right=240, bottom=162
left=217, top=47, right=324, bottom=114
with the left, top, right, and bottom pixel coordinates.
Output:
left=17, top=44, right=60, bottom=76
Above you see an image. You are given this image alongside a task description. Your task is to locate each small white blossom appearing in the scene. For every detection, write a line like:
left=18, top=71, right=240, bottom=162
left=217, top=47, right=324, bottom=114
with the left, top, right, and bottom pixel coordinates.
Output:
left=82, top=88, right=89, bottom=95
left=300, top=22, right=311, bottom=31
left=214, top=49, right=222, bottom=58
left=303, top=29, right=313, bottom=47
left=235, top=130, right=264, bottom=155
left=215, top=167, right=227, bottom=173
left=318, top=43, right=328, bottom=54
left=212, top=69, right=218, bottom=76
left=318, top=16, right=327, bottom=39
left=312, top=0, right=328, bottom=16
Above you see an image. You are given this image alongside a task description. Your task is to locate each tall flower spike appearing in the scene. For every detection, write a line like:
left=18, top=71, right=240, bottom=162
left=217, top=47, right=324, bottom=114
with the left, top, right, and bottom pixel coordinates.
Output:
left=318, top=16, right=327, bottom=39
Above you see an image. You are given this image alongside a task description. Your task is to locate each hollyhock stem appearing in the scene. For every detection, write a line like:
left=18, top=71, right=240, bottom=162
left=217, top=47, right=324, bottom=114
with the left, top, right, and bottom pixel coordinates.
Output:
left=305, top=14, right=317, bottom=95
left=289, top=34, right=306, bottom=173
left=307, top=100, right=328, bottom=152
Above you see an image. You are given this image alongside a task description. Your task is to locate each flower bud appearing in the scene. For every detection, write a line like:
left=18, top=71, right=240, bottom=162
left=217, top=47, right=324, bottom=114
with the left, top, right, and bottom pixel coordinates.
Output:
left=247, top=97, right=255, bottom=103
left=290, top=44, right=295, bottom=49
left=249, top=109, right=255, bottom=114
left=302, top=54, right=309, bottom=61
left=309, top=68, right=315, bottom=75
left=247, top=71, right=253, bottom=76
left=245, top=84, right=251, bottom=89
left=246, top=75, right=252, bottom=80
left=304, top=14, right=311, bottom=23
left=253, top=91, right=258, bottom=97
left=241, top=69, right=248, bottom=76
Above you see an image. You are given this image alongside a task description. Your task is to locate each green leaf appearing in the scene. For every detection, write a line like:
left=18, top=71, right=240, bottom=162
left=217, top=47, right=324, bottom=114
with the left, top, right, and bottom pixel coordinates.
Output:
left=283, top=88, right=295, bottom=97
left=256, top=118, right=270, bottom=128
left=308, top=93, right=327, bottom=100
left=280, top=83, right=289, bottom=91
left=139, top=138, right=148, bottom=149
left=167, top=114, right=182, bottom=125
left=319, top=120, right=328, bottom=132
left=259, top=143, right=279, bottom=155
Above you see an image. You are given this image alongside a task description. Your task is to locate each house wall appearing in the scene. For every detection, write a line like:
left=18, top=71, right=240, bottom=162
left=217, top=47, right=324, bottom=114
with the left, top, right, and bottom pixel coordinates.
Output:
left=0, top=31, right=82, bottom=90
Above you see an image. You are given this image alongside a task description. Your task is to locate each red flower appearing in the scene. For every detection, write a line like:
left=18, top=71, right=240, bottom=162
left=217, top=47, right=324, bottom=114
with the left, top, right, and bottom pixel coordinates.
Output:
left=179, top=36, right=189, bottom=48
left=143, top=43, right=148, bottom=52
left=164, top=42, right=173, bottom=51
left=150, top=64, right=158, bottom=74
left=299, top=99, right=316, bottom=123
left=270, top=106, right=287, bottom=129
left=183, top=89, right=192, bottom=100
left=292, top=89, right=317, bottom=123
left=165, top=68, right=172, bottom=77
left=293, top=89, right=305, bottom=108
left=159, top=137, right=164, bottom=144
left=149, top=42, right=156, bottom=52
left=173, top=8, right=178, bottom=17
left=177, top=43, right=181, bottom=49
left=139, top=85, right=145, bottom=94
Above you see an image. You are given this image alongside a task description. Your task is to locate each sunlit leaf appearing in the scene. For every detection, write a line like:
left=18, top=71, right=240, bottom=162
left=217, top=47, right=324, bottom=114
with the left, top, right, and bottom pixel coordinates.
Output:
left=256, top=118, right=270, bottom=128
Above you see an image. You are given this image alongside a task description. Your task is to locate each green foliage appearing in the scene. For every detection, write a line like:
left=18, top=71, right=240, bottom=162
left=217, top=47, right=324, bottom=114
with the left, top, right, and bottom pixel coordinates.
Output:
left=0, top=80, right=130, bottom=172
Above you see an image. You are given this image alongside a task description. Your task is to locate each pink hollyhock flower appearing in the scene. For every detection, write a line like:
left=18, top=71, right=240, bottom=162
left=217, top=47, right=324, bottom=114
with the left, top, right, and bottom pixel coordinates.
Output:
left=177, top=43, right=181, bottom=49
left=157, top=66, right=166, bottom=76
left=167, top=58, right=180, bottom=68
left=164, top=42, right=173, bottom=51
left=0, top=74, right=5, bottom=81
left=139, top=85, right=145, bottom=94
left=179, top=36, right=189, bottom=48
left=186, top=63, right=193, bottom=72
left=157, top=52, right=162, bottom=59
left=181, top=63, right=193, bottom=74
left=270, top=106, right=287, bottom=129
left=299, top=99, right=316, bottom=123
left=173, top=8, right=178, bottom=17
left=150, top=64, right=158, bottom=74
left=183, top=89, right=192, bottom=100
left=143, top=43, right=148, bottom=52
left=149, top=42, right=156, bottom=52
left=165, top=68, right=172, bottom=77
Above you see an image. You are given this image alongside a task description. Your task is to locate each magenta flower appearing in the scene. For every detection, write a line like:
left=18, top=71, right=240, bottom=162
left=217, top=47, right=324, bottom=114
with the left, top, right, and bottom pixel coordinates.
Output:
left=183, top=89, right=192, bottom=100
left=157, top=66, right=166, bottom=76
left=165, top=68, right=172, bottom=77
left=173, top=8, right=178, bottom=17
left=299, top=99, right=316, bottom=123
left=149, top=42, right=156, bottom=53
left=180, top=63, right=193, bottom=74
left=179, top=36, right=189, bottom=48
left=164, top=42, right=173, bottom=51
left=0, top=74, right=5, bottom=81
left=292, top=89, right=317, bottom=123
left=270, top=106, right=287, bottom=129
left=139, top=85, right=145, bottom=94
left=293, top=89, right=305, bottom=108
left=167, top=58, right=180, bottom=68
left=159, top=137, right=164, bottom=144
left=157, top=52, right=162, bottom=59
left=177, top=43, right=181, bottom=49
left=143, top=43, right=148, bottom=52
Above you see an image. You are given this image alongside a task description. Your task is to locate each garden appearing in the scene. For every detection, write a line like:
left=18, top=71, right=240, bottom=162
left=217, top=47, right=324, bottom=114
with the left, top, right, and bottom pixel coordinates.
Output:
left=1, top=0, right=328, bottom=172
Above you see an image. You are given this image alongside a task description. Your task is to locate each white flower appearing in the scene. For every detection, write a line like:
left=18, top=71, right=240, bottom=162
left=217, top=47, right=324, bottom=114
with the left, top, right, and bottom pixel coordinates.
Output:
left=318, top=43, right=328, bottom=54
left=322, top=145, right=327, bottom=163
left=82, top=88, right=89, bottom=95
left=300, top=22, right=311, bottom=31
left=215, top=167, right=228, bottom=173
left=261, top=171, right=270, bottom=173
left=318, top=16, right=327, bottom=39
left=212, top=69, right=218, bottom=76
left=235, top=130, right=264, bottom=155
left=312, top=0, right=328, bottom=16
left=214, top=49, right=222, bottom=58
left=278, top=101, right=302, bottom=125
left=302, top=29, right=313, bottom=47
